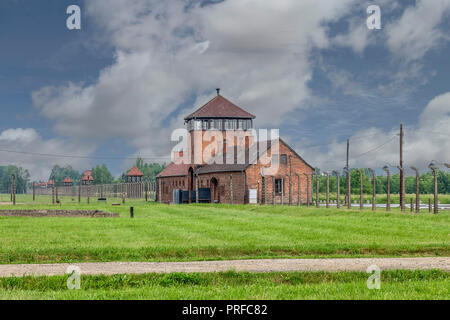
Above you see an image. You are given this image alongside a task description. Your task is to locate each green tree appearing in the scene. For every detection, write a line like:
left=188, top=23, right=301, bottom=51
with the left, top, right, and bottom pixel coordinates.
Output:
left=48, top=165, right=81, bottom=186
left=91, top=164, right=114, bottom=184
left=0, top=165, right=30, bottom=194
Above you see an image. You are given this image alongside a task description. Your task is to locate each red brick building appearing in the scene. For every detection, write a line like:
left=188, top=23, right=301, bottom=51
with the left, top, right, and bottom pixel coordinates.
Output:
left=156, top=92, right=314, bottom=205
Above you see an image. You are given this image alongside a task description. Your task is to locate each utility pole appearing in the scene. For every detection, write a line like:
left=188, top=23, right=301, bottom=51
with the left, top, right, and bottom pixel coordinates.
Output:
left=399, top=124, right=405, bottom=211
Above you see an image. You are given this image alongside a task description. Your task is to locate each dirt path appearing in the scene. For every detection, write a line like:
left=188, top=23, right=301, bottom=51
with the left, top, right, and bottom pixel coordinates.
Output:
left=0, top=257, right=448, bottom=278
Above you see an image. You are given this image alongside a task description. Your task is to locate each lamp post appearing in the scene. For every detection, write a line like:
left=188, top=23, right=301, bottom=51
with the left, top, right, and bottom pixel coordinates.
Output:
left=428, top=163, right=438, bottom=214
left=333, top=170, right=340, bottom=209
left=382, top=166, right=391, bottom=212
left=343, top=167, right=351, bottom=209
left=397, top=166, right=405, bottom=212
left=368, top=168, right=376, bottom=211
left=410, top=166, right=420, bottom=213
left=303, top=173, right=310, bottom=207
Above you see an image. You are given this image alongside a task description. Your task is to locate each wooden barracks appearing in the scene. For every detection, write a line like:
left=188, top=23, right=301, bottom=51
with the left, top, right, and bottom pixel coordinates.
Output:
left=156, top=91, right=314, bottom=205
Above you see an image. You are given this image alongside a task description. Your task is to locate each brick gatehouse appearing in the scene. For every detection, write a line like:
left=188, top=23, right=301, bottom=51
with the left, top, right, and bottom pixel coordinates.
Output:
left=156, top=92, right=314, bottom=205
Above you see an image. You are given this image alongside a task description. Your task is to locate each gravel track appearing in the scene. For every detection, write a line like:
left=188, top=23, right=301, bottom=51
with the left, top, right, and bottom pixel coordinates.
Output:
left=0, top=257, right=448, bottom=278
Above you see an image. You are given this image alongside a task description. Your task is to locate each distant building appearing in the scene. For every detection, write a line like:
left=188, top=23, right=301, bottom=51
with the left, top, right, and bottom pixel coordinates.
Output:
left=63, top=177, right=73, bottom=187
left=126, top=166, right=144, bottom=183
left=47, top=180, right=54, bottom=188
left=82, top=170, right=93, bottom=185
left=40, top=181, right=47, bottom=188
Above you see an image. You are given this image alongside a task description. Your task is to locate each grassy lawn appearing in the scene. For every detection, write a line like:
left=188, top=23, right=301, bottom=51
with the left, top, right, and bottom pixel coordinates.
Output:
left=0, top=195, right=448, bottom=264
left=0, top=270, right=448, bottom=300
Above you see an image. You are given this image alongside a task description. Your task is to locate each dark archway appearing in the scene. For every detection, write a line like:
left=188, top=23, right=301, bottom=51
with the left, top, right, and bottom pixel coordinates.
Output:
left=211, top=177, right=219, bottom=203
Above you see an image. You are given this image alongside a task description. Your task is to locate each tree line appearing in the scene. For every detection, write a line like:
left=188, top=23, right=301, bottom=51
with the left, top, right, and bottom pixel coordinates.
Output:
left=314, top=169, right=450, bottom=194
left=0, top=159, right=166, bottom=194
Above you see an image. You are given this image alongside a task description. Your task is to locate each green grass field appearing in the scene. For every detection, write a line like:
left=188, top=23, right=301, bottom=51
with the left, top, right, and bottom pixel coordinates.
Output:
left=0, top=195, right=448, bottom=264
left=0, top=270, right=448, bottom=300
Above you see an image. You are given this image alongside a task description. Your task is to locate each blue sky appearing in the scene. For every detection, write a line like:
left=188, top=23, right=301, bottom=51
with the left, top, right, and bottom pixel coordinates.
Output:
left=0, top=0, right=449, bottom=179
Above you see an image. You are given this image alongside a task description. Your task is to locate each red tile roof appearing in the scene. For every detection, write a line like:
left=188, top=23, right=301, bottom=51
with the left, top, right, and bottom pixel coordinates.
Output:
left=48, top=180, right=54, bottom=185
left=156, top=163, right=191, bottom=178
left=82, top=175, right=94, bottom=181
left=184, top=95, right=255, bottom=120
left=40, top=182, right=47, bottom=187
left=127, top=166, right=144, bottom=176
left=64, top=177, right=73, bottom=183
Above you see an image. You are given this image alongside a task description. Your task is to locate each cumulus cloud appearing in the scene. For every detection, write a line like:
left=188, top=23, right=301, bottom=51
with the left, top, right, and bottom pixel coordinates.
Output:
left=301, top=92, right=450, bottom=172
left=386, top=0, right=450, bottom=62
left=0, top=128, right=94, bottom=180
left=28, top=0, right=450, bottom=174
left=32, top=0, right=359, bottom=161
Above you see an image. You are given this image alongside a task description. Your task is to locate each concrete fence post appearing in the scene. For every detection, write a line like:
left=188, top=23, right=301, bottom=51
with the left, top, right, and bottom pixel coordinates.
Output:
left=272, top=176, right=275, bottom=205
left=303, top=173, right=310, bottom=207
left=229, top=175, right=233, bottom=205
left=333, top=171, right=340, bottom=209
left=428, top=164, right=438, bottom=214
left=33, top=182, right=36, bottom=202
left=359, top=169, right=364, bottom=210
left=52, top=179, right=55, bottom=205
left=382, top=166, right=391, bottom=212
left=343, top=168, right=351, bottom=209
left=397, top=166, right=405, bottom=212
left=368, top=168, right=376, bottom=211
left=410, top=166, right=420, bottom=213
left=296, top=174, right=301, bottom=206
left=288, top=174, right=292, bottom=206
left=315, top=173, right=320, bottom=208
left=12, top=174, right=16, bottom=206
left=325, top=172, right=329, bottom=208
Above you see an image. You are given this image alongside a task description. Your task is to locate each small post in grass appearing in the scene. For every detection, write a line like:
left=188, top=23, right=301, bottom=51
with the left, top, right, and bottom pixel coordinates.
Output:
left=410, top=198, right=414, bottom=212
left=130, top=206, right=134, bottom=218
left=428, top=198, right=432, bottom=213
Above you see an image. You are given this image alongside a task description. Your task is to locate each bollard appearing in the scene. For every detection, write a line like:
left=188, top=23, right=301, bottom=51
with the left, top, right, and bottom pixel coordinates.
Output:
left=130, top=206, right=134, bottom=218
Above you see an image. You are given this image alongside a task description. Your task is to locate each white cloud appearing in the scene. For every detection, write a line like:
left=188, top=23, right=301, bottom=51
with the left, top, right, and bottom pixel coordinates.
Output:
left=301, top=92, right=450, bottom=172
left=386, top=0, right=450, bottom=61
left=0, top=128, right=94, bottom=180
left=32, top=0, right=359, bottom=163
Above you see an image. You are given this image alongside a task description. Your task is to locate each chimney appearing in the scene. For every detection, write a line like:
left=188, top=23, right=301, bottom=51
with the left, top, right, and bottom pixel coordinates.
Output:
left=216, top=88, right=220, bottom=96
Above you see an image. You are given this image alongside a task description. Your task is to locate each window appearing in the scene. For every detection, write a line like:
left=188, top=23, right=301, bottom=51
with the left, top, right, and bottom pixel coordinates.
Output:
left=202, top=120, right=209, bottom=130
left=275, top=179, right=283, bottom=194
left=280, top=154, right=287, bottom=165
